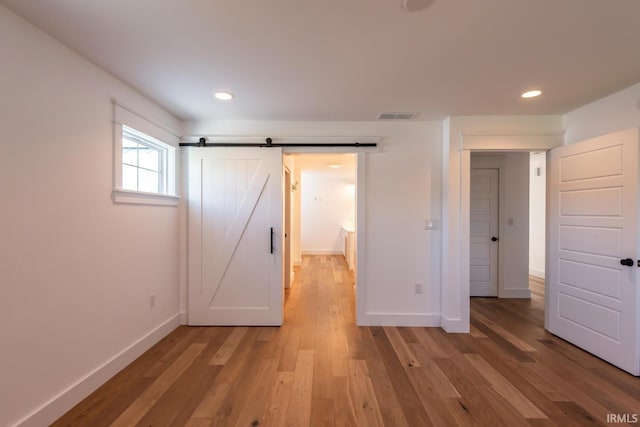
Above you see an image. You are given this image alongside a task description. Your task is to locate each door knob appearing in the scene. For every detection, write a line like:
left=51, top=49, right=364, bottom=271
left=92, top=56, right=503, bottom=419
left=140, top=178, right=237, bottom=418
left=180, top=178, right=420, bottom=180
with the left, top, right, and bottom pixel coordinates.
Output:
left=620, top=258, right=634, bottom=267
left=491, top=236, right=499, bottom=242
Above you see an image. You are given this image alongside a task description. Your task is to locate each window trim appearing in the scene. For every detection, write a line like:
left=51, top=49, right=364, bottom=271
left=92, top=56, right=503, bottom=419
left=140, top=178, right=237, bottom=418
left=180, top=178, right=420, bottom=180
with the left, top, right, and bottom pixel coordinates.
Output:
left=111, top=188, right=180, bottom=206
left=112, top=104, right=179, bottom=207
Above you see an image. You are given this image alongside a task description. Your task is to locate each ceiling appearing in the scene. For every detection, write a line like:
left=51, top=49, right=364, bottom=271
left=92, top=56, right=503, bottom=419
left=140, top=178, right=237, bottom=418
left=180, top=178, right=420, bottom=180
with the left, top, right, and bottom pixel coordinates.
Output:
left=289, top=153, right=356, bottom=175
left=2, top=0, right=639, bottom=122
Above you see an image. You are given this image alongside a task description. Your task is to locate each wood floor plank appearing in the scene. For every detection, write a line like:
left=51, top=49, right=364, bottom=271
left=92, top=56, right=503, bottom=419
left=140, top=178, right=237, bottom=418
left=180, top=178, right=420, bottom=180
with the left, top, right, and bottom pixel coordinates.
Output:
left=383, top=327, right=420, bottom=368
left=208, top=339, right=267, bottom=427
left=137, top=328, right=226, bottom=426
left=408, top=342, right=461, bottom=398
left=331, top=376, right=358, bottom=427
left=410, top=327, right=451, bottom=358
left=471, top=309, right=537, bottom=352
left=400, top=360, right=460, bottom=426
left=371, top=326, right=434, bottom=427
left=285, top=350, right=315, bottom=426
left=464, top=353, right=547, bottom=419
left=310, top=398, right=336, bottom=427
left=347, top=359, right=385, bottom=427
left=209, top=327, right=248, bottom=366
left=358, top=339, right=410, bottom=427
left=191, top=381, right=230, bottom=419
left=260, top=371, right=295, bottom=427
left=232, top=357, right=280, bottom=427
left=110, top=342, right=206, bottom=427
left=475, top=385, right=531, bottom=426
left=53, top=260, right=640, bottom=427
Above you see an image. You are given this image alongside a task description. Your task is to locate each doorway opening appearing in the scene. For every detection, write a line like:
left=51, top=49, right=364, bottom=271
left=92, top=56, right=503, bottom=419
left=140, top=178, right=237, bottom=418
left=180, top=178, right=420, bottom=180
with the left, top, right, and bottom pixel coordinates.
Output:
left=469, top=151, right=535, bottom=299
left=283, top=153, right=357, bottom=307
left=468, top=150, right=548, bottom=338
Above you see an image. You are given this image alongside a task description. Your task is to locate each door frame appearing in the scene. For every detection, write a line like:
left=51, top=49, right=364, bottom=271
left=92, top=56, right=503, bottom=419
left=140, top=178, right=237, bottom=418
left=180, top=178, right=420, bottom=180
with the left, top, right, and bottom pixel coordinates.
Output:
left=282, top=148, right=368, bottom=326
left=284, top=165, right=292, bottom=289
left=443, top=132, right=563, bottom=332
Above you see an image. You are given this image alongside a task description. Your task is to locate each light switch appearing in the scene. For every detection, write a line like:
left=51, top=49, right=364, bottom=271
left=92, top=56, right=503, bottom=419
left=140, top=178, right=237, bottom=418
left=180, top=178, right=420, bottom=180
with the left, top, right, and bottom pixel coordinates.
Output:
left=425, top=219, right=439, bottom=230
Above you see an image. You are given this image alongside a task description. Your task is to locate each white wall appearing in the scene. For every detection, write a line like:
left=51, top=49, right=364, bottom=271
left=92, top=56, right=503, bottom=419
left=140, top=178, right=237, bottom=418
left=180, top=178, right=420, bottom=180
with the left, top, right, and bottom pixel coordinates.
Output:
left=564, top=82, right=640, bottom=144
left=301, top=170, right=355, bottom=254
left=0, top=6, right=182, bottom=426
left=183, top=120, right=443, bottom=326
left=529, top=152, right=546, bottom=278
left=471, top=153, right=531, bottom=297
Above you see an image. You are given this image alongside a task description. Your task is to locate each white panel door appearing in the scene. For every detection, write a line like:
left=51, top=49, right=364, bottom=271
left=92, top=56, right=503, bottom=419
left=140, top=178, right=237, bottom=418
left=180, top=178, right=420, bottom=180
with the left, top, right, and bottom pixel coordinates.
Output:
left=188, top=147, right=283, bottom=326
left=547, top=128, right=639, bottom=375
left=470, top=168, right=499, bottom=296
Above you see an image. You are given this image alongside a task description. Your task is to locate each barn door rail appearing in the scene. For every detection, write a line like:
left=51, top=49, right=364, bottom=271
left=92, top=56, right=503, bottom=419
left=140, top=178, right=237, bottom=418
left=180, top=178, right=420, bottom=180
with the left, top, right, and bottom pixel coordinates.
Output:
left=179, top=136, right=378, bottom=148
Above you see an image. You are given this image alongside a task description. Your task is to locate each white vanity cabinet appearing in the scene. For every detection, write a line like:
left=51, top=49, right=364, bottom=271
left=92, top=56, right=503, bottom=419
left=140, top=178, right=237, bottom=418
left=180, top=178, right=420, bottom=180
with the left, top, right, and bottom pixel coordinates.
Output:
left=342, top=226, right=356, bottom=271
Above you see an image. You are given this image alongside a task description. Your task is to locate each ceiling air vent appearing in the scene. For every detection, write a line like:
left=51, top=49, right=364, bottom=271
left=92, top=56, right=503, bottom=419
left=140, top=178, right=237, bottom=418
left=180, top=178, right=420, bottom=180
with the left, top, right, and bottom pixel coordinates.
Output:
left=377, top=112, right=416, bottom=120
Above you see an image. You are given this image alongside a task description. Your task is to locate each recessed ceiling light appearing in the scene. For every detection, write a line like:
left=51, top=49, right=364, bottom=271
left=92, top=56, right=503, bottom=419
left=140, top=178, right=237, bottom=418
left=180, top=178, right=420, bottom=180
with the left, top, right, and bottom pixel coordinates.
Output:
left=403, top=0, right=434, bottom=12
left=213, top=91, right=234, bottom=101
left=521, top=89, right=542, bottom=99
left=328, top=162, right=343, bottom=169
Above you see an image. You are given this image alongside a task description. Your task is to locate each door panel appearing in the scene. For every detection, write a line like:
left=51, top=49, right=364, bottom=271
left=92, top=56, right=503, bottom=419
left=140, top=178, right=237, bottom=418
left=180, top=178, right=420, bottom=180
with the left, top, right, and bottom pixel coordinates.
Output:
left=470, top=168, right=499, bottom=296
left=547, top=128, right=639, bottom=375
left=188, top=147, right=283, bottom=326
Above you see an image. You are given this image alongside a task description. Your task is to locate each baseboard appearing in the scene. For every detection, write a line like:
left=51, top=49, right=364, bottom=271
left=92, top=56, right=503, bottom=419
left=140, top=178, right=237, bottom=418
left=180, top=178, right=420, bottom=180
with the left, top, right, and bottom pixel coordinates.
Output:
left=15, top=313, right=182, bottom=427
left=529, top=267, right=545, bottom=279
left=293, top=259, right=302, bottom=267
left=301, top=250, right=343, bottom=255
left=180, top=311, right=188, bottom=325
left=358, top=312, right=440, bottom=327
left=440, top=316, right=470, bottom=333
left=500, top=288, right=532, bottom=298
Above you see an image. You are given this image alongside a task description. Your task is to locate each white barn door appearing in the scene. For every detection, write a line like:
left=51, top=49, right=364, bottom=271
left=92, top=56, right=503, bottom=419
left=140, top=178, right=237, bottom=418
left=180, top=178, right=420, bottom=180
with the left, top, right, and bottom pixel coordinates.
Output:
left=188, top=147, right=283, bottom=326
left=547, top=128, right=639, bottom=375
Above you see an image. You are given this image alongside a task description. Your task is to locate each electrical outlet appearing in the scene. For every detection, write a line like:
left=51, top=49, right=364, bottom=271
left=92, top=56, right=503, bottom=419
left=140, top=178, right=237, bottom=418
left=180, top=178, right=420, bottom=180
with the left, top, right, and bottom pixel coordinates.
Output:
left=414, top=283, right=423, bottom=294
left=149, top=294, right=157, bottom=309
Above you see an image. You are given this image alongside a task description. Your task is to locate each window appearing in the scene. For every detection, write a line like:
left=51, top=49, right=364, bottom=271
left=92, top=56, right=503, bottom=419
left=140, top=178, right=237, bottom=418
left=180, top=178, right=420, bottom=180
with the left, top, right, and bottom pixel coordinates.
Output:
left=112, top=102, right=179, bottom=206
left=122, top=126, right=166, bottom=194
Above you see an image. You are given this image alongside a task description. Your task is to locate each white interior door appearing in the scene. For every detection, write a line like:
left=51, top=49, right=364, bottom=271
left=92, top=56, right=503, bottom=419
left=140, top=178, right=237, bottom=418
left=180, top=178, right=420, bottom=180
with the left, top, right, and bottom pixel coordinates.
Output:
left=470, top=168, right=499, bottom=296
left=188, top=147, right=283, bottom=326
left=547, top=128, right=640, bottom=375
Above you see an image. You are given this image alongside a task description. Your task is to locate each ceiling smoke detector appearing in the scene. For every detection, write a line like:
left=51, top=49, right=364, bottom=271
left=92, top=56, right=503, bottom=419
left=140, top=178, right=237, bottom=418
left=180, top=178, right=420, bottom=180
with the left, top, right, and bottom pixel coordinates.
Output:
left=403, top=0, right=434, bottom=12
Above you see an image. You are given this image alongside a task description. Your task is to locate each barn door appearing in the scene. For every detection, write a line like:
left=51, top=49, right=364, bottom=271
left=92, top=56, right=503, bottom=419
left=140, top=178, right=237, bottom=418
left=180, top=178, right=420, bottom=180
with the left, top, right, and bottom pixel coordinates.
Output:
left=547, top=128, right=639, bottom=375
left=188, top=147, right=283, bottom=326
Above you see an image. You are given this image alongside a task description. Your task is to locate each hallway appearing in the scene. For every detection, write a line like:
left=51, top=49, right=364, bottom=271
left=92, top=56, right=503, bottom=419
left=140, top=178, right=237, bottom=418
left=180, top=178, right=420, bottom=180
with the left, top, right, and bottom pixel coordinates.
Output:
left=54, top=257, right=639, bottom=426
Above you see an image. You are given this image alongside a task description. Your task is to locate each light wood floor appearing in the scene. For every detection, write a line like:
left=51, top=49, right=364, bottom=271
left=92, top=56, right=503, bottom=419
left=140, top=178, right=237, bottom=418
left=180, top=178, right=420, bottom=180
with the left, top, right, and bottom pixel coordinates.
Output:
left=54, top=256, right=639, bottom=426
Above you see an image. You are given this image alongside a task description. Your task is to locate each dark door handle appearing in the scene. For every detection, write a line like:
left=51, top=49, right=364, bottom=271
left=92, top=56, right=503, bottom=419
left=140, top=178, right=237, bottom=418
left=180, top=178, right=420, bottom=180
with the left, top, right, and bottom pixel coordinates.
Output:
left=620, top=258, right=634, bottom=267
left=491, top=236, right=499, bottom=242
left=270, top=227, right=274, bottom=254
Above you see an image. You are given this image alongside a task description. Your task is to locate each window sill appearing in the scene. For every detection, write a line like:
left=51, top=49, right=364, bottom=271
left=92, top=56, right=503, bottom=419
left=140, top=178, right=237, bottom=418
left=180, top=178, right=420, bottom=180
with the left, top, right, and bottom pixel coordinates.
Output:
left=112, top=189, right=180, bottom=206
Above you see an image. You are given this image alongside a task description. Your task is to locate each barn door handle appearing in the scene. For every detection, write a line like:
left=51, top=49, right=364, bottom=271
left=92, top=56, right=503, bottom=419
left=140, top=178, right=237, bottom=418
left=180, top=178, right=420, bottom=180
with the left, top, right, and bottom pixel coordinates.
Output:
left=270, top=227, right=274, bottom=254
left=620, top=258, right=634, bottom=267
